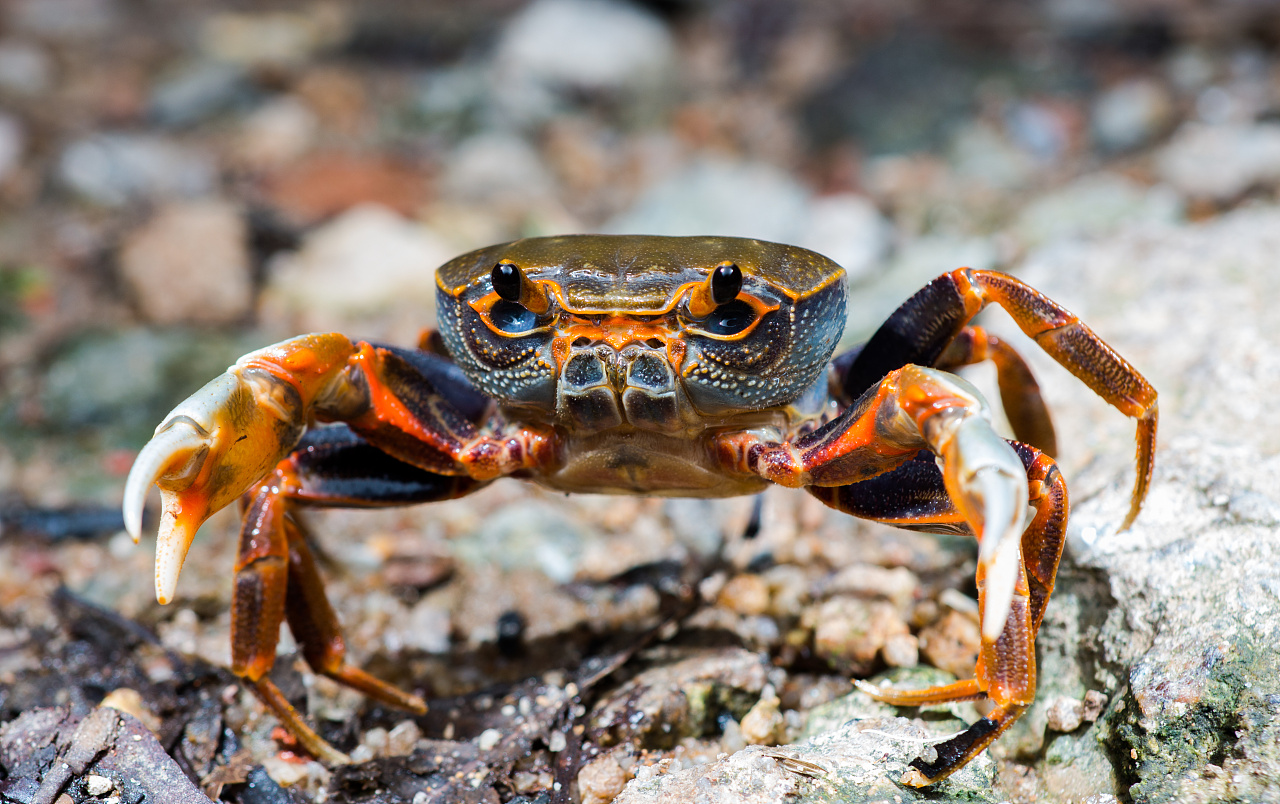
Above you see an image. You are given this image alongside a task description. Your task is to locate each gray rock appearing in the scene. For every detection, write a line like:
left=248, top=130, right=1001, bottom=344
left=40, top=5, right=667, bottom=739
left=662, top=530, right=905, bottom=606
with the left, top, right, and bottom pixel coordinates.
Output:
left=602, top=158, right=810, bottom=242
left=793, top=193, right=890, bottom=283
left=1155, top=122, right=1280, bottom=201
left=7, top=0, right=119, bottom=39
left=0, top=112, right=25, bottom=184
left=1091, top=78, right=1176, bottom=152
left=1013, top=172, right=1183, bottom=247
left=118, top=200, right=253, bottom=326
left=149, top=60, right=252, bottom=128
left=0, top=40, right=52, bottom=94
left=453, top=499, right=591, bottom=584
left=58, top=134, right=217, bottom=207
left=491, top=0, right=675, bottom=124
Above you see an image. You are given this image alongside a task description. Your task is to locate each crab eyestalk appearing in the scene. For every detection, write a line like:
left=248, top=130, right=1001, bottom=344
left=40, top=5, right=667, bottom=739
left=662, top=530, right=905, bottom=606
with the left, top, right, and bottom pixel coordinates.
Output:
left=124, top=368, right=307, bottom=604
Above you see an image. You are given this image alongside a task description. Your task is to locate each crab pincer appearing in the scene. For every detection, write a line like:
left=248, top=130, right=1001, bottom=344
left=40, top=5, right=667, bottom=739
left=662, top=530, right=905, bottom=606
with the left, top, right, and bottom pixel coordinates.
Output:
left=123, top=334, right=355, bottom=604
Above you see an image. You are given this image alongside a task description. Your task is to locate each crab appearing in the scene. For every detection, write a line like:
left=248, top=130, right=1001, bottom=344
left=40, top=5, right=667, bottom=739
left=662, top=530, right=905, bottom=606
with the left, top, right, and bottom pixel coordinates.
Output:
left=123, top=235, right=1156, bottom=786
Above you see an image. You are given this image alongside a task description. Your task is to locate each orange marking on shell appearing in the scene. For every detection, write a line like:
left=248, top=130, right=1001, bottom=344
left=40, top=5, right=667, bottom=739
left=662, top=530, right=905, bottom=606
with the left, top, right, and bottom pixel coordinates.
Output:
left=281, top=349, right=317, bottom=372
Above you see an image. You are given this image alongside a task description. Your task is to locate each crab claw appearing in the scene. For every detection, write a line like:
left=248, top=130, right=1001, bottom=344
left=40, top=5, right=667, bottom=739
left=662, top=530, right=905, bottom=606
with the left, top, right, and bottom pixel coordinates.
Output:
left=123, top=368, right=307, bottom=604
left=930, top=404, right=1029, bottom=643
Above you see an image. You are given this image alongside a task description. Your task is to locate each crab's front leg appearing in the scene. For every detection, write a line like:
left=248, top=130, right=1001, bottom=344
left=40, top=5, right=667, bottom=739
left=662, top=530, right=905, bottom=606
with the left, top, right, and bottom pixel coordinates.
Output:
left=717, top=364, right=1052, bottom=786
left=124, top=334, right=543, bottom=603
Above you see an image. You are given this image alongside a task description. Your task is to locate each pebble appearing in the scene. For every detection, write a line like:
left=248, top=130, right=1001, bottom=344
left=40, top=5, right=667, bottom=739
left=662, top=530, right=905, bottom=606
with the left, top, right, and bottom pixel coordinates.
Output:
left=1156, top=122, right=1280, bottom=201
left=118, top=200, right=253, bottom=325
left=85, top=774, right=113, bottom=796
left=0, top=40, right=52, bottom=94
left=717, top=573, right=771, bottom=617
left=0, top=112, right=24, bottom=183
left=8, top=0, right=119, bottom=39
left=739, top=687, right=786, bottom=746
left=234, top=96, right=318, bottom=169
left=1014, top=172, right=1183, bottom=246
left=440, top=133, right=556, bottom=205
left=149, top=60, right=252, bottom=128
left=805, top=598, right=909, bottom=675
left=1092, top=78, right=1175, bottom=152
left=477, top=727, right=502, bottom=751
left=492, top=0, right=674, bottom=122
left=263, top=204, right=453, bottom=339
left=793, top=193, right=890, bottom=282
left=1045, top=695, right=1085, bottom=732
left=881, top=632, right=919, bottom=668
left=198, top=7, right=349, bottom=68
left=58, top=134, right=216, bottom=206
left=917, top=609, right=981, bottom=678
left=578, top=754, right=629, bottom=804
left=603, top=157, right=809, bottom=242
left=264, top=152, right=430, bottom=223
left=453, top=499, right=589, bottom=583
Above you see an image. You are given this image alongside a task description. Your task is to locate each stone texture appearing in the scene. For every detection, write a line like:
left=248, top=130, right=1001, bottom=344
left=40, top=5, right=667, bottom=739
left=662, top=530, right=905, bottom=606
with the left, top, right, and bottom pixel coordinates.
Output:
left=118, top=200, right=252, bottom=325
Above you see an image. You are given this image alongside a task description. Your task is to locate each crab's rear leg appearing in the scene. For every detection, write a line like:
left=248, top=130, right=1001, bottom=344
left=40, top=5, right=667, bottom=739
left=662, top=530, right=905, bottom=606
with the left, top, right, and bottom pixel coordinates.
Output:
left=233, top=426, right=485, bottom=762
left=836, top=268, right=1155, bottom=529
left=809, top=442, right=1067, bottom=785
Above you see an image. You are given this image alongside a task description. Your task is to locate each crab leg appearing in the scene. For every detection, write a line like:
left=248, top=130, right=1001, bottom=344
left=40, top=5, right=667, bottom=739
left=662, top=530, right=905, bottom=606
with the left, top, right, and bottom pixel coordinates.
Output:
left=720, top=364, right=1029, bottom=641
left=808, top=443, right=1066, bottom=786
left=835, top=268, right=1155, bottom=530
left=123, top=335, right=547, bottom=603
left=935, top=326, right=1057, bottom=457
left=229, top=427, right=483, bottom=761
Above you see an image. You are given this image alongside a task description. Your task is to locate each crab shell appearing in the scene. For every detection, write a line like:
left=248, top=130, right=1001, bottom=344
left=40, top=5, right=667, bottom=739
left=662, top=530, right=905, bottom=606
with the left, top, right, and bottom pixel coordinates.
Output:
left=434, top=235, right=847, bottom=430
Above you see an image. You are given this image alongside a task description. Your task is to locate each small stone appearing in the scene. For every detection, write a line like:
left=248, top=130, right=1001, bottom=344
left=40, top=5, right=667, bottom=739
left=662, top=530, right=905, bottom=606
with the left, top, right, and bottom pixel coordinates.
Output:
left=362, top=726, right=389, bottom=757
left=917, top=610, right=981, bottom=679
left=0, top=40, right=52, bottom=94
left=440, top=133, right=556, bottom=205
left=119, top=200, right=252, bottom=325
left=98, top=688, right=161, bottom=734
left=881, top=632, right=919, bottom=668
left=263, top=152, right=430, bottom=223
left=262, top=204, right=453, bottom=341
left=234, top=96, right=317, bottom=170
left=492, top=0, right=674, bottom=123
left=0, top=112, right=25, bottom=184
left=58, top=134, right=216, bottom=206
left=477, top=728, right=502, bottom=751
left=149, top=60, right=250, bottom=128
left=1082, top=690, right=1108, bottom=722
left=85, top=774, right=113, bottom=796
left=717, top=574, right=770, bottom=617
left=1092, top=78, right=1176, bottom=152
left=1044, top=695, right=1085, bottom=732
left=199, top=7, right=349, bottom=68
left=739, top=688, right=786, bottom=746
left=387, top=720, right=422, bottom=756
left=794, top=193, right=890, bottom=281
left=578, top=754, right=628, bottom=804
left=1156, top=122, right=1280, bottom=201
left=806, top=598, right=909, bottom=675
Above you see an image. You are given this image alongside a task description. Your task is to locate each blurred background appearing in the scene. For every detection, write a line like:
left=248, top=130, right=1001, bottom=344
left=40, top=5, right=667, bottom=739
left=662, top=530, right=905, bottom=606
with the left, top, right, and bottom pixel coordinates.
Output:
left=1, top=0, right=1280, bottom=801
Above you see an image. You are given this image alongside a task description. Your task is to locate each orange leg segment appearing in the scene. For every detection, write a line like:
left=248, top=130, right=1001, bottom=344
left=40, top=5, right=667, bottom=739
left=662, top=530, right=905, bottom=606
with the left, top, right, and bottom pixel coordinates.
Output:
left=811, top=441, right=1068, bottom=786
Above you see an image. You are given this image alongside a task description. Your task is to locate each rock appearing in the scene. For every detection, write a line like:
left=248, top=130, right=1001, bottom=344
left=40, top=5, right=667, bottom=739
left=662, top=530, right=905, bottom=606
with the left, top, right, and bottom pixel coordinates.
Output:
left=804, top=598, right=908, bottom=676
left=118, top=200, right=252, bottom=325
left=439, top=133, right=557, bottom=206
left=739, top=687, right=786, bottom=746
left=1044, top=695, right=1085, bottom=732
left=1006, top=204, right=1280, bottom=803
left=453, top=499, right=590, bottom=584
left=149, top=60, right=252, bottom=128
left=718, top=574, right=771, bottom=617
left=616, top=716, right=997, bottom=804
left=579, top=754, right=628, bottom=804
left=262, top=204, right=454, bottom=341
left=603, top=158, right=809, bottom=242
left=491, top=0, right=675, bottom=123
left=591, top=648, right=770, bottom=748
left=233, top=96, right=318, bottom=170
left=0, top=40, right=52, bottom=94
left=198, top=7, right=349, bottom=68
left=916, top=610, right=980, bottom=679
left=7, top=0, right=119, bottom=39
left=1091, top=78, right=1176, bottom=152
left=1013, top=172, right=1183, bottom=247
left=792, top=193, right=889, bottom=282
left=263, top=151, right=431, bottom=223
left=58, top=134, right=217, bottom=207
left=1155, top=122, right=1280, bottom=201
left=948, top=120, right=1038, bottom=191
left=0, top=112, right=24, bottom=184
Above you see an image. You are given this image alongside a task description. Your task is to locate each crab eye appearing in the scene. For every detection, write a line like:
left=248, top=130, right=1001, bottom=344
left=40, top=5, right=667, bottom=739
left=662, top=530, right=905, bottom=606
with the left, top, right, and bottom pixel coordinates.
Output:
left=710, top=262, right=742, bottom=305
left=492, top=261, right=523, bottom=302
left=490, top=300, right=538, bottom=334
left=702, top=299, right=755, bottom=336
